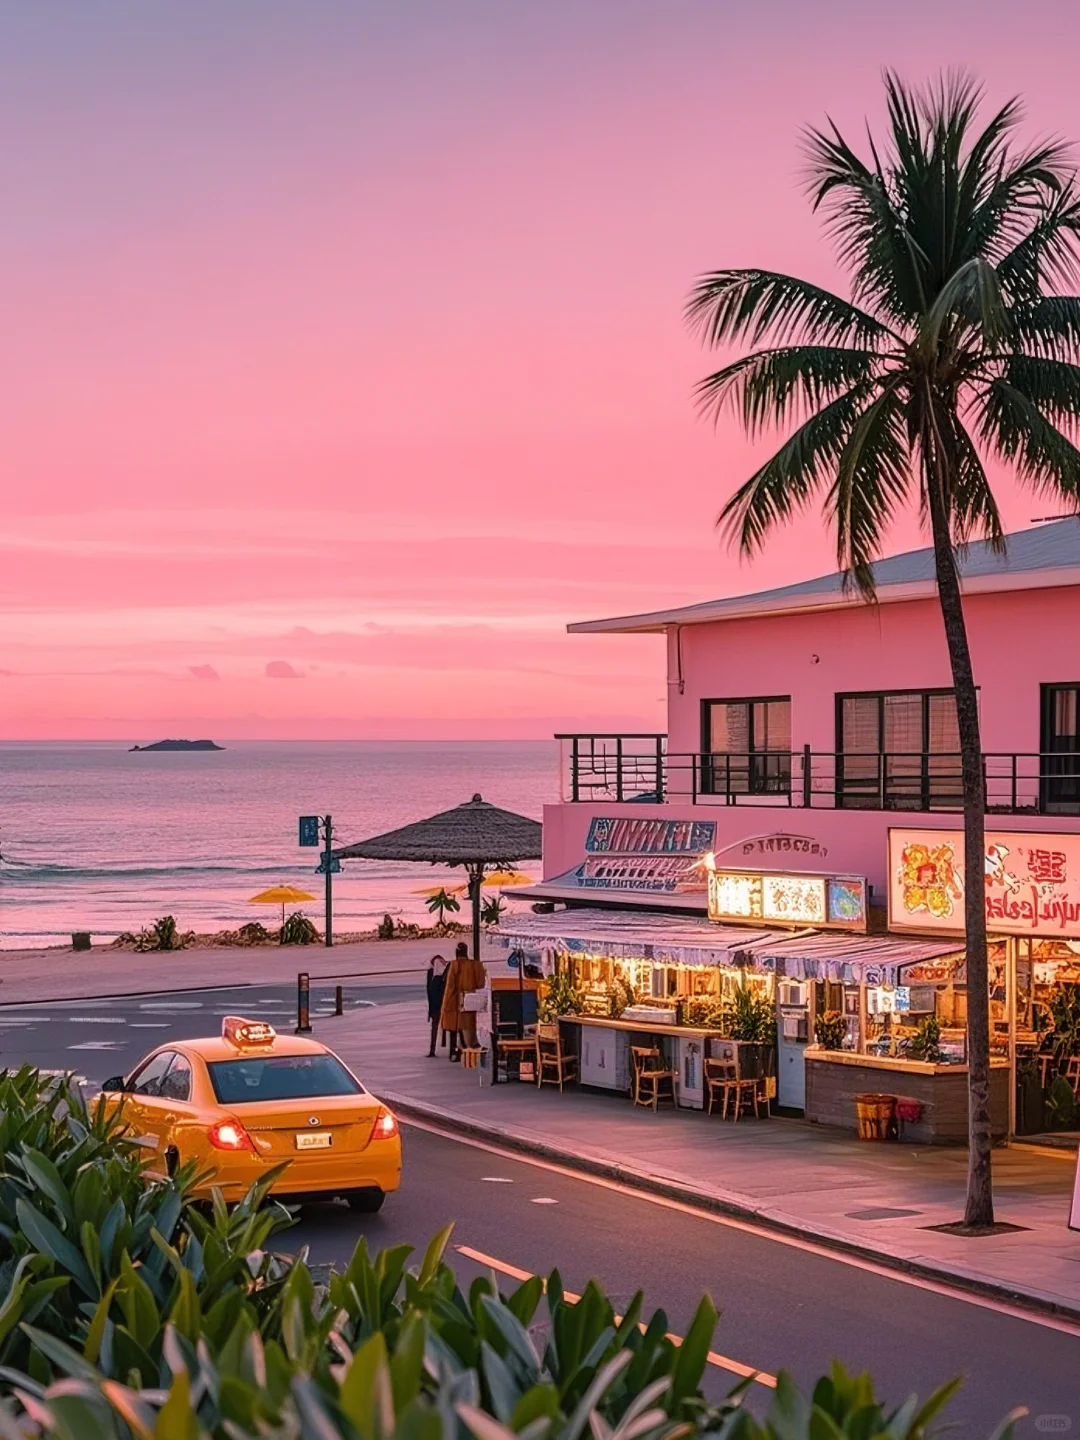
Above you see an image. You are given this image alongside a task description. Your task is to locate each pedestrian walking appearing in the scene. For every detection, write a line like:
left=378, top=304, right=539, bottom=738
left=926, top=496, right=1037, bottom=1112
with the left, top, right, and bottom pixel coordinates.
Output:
left=426, top=953, right=448, bottom=1057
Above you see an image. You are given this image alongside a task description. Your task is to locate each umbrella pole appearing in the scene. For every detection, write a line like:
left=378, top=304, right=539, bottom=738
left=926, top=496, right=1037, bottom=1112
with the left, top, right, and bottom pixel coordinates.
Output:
left=469, top=863, right=483, bottom=962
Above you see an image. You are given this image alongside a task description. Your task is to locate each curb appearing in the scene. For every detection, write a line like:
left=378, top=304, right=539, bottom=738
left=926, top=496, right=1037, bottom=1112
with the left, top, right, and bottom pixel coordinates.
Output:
left=384, top=1090, right=1080, bottom=1328
left=0, top=970, right=428, bottom=1008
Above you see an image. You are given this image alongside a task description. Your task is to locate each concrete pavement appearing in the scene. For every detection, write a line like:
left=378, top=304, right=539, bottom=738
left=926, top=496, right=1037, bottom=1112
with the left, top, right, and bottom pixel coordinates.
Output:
left=316, top=998, right=1080, bottom=1320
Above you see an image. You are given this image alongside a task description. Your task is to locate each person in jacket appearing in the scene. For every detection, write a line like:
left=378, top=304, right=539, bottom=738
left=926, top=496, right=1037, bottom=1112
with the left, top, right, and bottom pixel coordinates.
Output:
left=439, top=940, right=486, bottom=1060
left=426, top=954, right=448, bottom=1057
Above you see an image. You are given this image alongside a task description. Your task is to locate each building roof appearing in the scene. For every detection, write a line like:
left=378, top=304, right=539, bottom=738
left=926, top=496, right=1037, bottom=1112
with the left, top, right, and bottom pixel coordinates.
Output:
left=568, top=518, right=1080, bottom=634
left=493, top=907, right=960, bottom=983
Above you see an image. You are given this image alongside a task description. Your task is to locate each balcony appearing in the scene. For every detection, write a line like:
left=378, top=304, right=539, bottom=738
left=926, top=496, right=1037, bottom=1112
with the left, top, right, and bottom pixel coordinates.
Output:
left=556, top=735, right=1080, bottom=815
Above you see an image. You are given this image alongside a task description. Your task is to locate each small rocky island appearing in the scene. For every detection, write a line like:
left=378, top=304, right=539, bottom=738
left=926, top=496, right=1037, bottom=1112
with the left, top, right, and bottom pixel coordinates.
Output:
left=129, top=739, right=224, bottom=752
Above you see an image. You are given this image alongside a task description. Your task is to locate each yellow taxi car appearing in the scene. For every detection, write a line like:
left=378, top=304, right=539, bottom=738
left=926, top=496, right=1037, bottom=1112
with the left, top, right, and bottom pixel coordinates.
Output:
left=100, top=1016, right=401, bottom=1212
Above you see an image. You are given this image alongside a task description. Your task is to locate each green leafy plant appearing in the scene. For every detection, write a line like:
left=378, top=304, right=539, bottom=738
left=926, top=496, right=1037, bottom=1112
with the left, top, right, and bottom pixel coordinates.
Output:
left=133, top=915, right=193, bottom=952
left=425, top=888, right=461, bottom=928
left=1045, top=1074, right=1079, bottom=1130
left=279, top=911, right=318, bottom=945
left=730, top=986, right=775, bottom=1044
left=907, top=1015, right=945, bottom=1063
left=481, top=895, right=506, bottom=927
left=609, top=974, right=635, bottom=1018
left=538, top=972, right=584, bottom=1021
left=378, top=913, right=396, bottom=939
left=236, top=920, right=270, bottom=946
left=814, top=1010, right=846, bottom=1050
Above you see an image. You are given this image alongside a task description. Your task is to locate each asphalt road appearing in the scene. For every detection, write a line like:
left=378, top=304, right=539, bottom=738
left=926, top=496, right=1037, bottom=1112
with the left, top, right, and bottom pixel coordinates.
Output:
left=0, top=981, right=422, bottom=1086
left=1, top=985, right=1077, bottom=1434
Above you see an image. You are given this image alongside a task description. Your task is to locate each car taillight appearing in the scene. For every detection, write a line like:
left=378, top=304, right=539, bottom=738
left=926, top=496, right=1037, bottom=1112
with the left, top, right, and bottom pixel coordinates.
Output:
left=208, top=1119, right=256, bottom=1152
left=375, top=1108, right=398, bottom=1140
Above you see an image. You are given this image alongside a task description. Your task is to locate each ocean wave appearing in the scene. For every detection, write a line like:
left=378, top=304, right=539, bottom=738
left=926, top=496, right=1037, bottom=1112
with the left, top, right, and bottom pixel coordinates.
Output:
left=0, top=862, right=294, bottom=882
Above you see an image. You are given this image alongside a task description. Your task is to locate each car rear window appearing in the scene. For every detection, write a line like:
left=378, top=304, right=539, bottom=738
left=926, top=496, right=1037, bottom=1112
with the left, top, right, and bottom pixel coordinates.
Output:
left=207, top=1054, right=364, bottom=1104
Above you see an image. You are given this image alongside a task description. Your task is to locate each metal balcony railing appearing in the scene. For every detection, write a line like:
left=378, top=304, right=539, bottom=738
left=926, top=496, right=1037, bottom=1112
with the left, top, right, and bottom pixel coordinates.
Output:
left=556, top=735, right=1080, bottom=815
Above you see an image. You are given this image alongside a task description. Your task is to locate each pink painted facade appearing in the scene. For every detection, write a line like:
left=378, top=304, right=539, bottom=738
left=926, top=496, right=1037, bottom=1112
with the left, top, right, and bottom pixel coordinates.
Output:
left=544, top=571, right=1080, bottom=898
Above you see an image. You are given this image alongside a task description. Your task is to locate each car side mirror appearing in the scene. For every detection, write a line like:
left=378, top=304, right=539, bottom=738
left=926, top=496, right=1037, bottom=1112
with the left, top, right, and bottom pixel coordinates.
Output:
left=101, top=1075, right=127, bottom=1093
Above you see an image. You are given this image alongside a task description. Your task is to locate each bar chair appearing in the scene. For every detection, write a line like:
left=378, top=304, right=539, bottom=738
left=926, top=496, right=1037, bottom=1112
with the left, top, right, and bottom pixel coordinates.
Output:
left=1066, top=1055, right=1080, bottom=1098
left=631, top=1045, right=678, bottom=1111
left=536, top=1022, right=577, bottom=1091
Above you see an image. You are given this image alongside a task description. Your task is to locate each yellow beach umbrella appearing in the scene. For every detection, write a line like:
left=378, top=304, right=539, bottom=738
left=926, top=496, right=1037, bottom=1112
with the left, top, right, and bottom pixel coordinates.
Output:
left=250, top=884, right=317, bottom=926
left=412, top=883, right=467, bottom=896
left=482, top=870, right=532, bottom=888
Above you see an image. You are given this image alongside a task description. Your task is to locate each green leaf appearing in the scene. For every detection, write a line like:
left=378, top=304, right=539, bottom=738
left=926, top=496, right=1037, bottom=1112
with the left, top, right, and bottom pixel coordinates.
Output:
left=339, top=1330, right=394, bottom=1440
left=83, top=1278, right=121, bottom=1365
left=670, top=1294, right=718, bottom=1408
left=15, top=1197, right=96, bottom=1300
left=18, top=1149, right=75, bottom=1228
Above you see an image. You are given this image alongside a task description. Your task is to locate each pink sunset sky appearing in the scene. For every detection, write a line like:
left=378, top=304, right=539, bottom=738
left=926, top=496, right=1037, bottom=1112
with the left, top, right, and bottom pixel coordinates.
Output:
left=3, top=0, right=1079, bottom=741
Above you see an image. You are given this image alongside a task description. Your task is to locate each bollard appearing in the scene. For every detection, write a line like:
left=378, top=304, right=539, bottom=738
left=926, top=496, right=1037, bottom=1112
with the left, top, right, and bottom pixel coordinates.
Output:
left=334, top=984, right=344, bottom=1016
left=295, top=971, right=312, bottom=1033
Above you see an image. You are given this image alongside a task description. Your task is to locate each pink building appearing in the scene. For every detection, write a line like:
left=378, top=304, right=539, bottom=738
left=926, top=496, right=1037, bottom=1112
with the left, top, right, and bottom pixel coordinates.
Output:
left=543, top=518, right=1080, bottom=902
left=494, top=520, right=1080, bottom=1133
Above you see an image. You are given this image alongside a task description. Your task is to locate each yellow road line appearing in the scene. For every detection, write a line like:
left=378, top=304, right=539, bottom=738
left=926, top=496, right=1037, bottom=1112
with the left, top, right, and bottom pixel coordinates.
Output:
left=403, top=1116, right=1080, bottom=1341
left=455, top=1242, right=778, bottom=1389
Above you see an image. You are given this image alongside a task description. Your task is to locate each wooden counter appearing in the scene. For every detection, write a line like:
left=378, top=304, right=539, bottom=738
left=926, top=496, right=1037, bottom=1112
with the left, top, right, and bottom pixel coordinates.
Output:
left=563, top=1016, right=725, bottom=1039
left=805, top=1051, right=1010, bottom=1145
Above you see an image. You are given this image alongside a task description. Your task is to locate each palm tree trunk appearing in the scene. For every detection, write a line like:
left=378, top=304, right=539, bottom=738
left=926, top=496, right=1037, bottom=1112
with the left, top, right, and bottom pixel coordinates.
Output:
left=925, top=461, right=995, bottom=1228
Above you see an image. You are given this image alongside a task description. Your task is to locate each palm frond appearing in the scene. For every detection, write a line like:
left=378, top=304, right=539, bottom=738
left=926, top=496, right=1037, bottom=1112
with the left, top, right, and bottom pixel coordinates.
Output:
left=828, top=387, right=912, bottom=591
left=923, top=256, right=1005, bottom=349
left=936, top=407, right=1005, bottom=547
left=979, top=377, right=1080, bottom=500
left=693, top=345, right=883, bottom=434
left=718, top=384, right=876, bottom=555
left=993, top=354, right=1080, bottom=430
left=684, top=269, right=893, bottom=349
left=994, top=186, right=1080, bottom=302
left=1006, top=295, right=1080, bottom=359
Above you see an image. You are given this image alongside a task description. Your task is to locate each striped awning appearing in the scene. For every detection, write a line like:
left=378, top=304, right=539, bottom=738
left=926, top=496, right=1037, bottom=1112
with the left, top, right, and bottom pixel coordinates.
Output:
left=494, top=907, right=962, bottom=984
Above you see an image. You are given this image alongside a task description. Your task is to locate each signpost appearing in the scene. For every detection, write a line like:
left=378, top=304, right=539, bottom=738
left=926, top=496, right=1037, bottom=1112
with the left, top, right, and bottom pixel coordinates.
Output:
left=299, top=814, right=336, bottom=947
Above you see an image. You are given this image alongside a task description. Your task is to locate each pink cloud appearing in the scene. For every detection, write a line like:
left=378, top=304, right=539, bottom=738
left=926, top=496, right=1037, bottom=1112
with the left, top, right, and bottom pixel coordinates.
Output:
left=189, top=664, right=220, bottom=681
left=265, top=660, right=304, bottom=680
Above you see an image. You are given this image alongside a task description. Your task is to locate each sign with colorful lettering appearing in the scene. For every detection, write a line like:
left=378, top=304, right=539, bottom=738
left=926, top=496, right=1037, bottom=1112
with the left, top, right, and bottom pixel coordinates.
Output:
left=585, top=817, right=716, bottom=855
left=707, top=867, right=868, bottom=931
left=888, top=828, right=1080, bottom=938
left=716, top=832, right=831, bottom=862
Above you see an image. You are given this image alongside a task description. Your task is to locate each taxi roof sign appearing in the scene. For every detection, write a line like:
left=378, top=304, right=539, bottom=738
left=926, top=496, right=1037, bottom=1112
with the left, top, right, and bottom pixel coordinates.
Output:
left=222, top=1016, right=277, bottom=1048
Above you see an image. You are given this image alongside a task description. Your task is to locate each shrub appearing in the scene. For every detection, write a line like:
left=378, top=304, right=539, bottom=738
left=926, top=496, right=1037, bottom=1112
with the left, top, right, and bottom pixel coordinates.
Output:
left=378, top=912, right=396, bottom=939
left=730, top=986, right=775, bottom=1043
left=133, top=915, right=194, bottom=952
left=814, top=1010, right=846, bottom=1050
left=280, top=911, right=319, bottom=945
left=237, top=920, right=271, bottom=945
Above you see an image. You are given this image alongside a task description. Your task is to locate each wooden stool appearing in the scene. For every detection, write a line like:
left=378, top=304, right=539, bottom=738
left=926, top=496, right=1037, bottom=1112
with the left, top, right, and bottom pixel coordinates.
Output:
left=704, top=1058, right=736, bottom=1117
left=1066, top=1055, right=1080, bottom=1097
left=460, top=1047, right=483, bottom=1070
left=631, top=1046, right=677, bottom=1111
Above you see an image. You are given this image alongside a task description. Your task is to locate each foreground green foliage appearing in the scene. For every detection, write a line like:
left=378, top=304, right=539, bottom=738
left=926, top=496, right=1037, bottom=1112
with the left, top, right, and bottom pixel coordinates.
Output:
left=0, top=1068, right=1023, bottom=1438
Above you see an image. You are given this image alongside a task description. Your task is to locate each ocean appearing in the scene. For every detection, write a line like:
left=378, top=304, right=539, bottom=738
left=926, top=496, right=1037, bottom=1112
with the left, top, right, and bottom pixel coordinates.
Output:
left=0, top=740, right=555, bottom=949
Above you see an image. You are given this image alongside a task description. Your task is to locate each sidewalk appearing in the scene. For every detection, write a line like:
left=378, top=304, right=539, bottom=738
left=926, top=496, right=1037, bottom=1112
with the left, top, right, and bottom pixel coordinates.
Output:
left=316, top=999, right=1080, bottom=1319
left=0, top=937, right=437, bottom=1004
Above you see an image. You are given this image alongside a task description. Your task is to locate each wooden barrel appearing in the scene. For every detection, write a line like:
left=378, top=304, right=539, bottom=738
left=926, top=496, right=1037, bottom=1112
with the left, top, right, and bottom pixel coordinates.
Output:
left=854, top=1092, right=896, bottom=1141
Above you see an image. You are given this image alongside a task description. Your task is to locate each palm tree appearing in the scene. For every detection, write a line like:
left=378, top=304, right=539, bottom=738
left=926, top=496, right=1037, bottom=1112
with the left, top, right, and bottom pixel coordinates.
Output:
left=687, top=75, right=1080, bottom=1228
left=425, top=887, right=461, bottom=929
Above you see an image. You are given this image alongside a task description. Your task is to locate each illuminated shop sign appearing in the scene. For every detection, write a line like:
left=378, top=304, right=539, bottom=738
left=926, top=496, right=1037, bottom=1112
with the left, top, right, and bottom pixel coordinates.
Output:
left=706, top=866, right=868, bottom=931
left=888, top=828, right=1080, bottom=938
left=585, top=817, right=716, bottom=856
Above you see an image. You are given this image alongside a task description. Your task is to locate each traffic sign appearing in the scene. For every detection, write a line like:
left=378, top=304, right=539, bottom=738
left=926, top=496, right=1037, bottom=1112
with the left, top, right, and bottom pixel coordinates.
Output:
left=316, top=857, right=342, bottom=875
left=299, top=815, right=320, bottom=847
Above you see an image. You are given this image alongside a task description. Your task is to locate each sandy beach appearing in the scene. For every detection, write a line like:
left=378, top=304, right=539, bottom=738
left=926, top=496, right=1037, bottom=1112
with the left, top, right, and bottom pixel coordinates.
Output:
left=0, top=934, right=451, bottom=1006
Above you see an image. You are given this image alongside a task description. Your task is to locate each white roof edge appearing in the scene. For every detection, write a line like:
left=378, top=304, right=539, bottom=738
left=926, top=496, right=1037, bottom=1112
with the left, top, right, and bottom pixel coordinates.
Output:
left=568, top=565, right=1080, bottom=635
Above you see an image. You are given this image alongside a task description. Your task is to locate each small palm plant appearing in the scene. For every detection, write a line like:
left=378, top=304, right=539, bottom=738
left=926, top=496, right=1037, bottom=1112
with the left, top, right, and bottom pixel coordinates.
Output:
left=425, top=888, right=461, bottom=929
left=688, top=74, right=1080, bottom=1227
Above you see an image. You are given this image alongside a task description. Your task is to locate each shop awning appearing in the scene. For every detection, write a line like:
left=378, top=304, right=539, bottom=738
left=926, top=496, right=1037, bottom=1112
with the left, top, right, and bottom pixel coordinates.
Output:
left=509, top=874, right=706, bottom=913
left=494, top=907, right=962, bottom=983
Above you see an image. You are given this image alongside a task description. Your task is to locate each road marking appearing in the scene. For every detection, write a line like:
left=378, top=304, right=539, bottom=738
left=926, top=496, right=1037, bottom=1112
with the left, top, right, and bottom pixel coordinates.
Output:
left=530, top=1197, right=558, bottom=1205
left=139, top=1002, right=204, bottom=1010
left=456, top=1244, right=776, bottom=1389
left=404, top=1118, right=1080, bottom=1340
left=70, top=1017, right=126, bottom=1024
left=130, top=1023, right=170, bottom=1028
left=481, top=1176, right=514, bottom=1183
left=68, top=1041, right=123, bottom=1051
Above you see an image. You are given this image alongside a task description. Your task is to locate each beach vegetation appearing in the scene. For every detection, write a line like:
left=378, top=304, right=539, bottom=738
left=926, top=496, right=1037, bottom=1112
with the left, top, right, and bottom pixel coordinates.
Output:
left=480, top=894, right=505, bottom=926
left=378, top=912, right=396, bottom=938
left=688, top=74, right=1080, bottom=1227
left=424, top=888, right=461, bottom=929
left=0, top=1069, right=1024, bottom=1438
left=132, top=914, right=194, bottom=952
left=279, top=911, right=319, bottom=945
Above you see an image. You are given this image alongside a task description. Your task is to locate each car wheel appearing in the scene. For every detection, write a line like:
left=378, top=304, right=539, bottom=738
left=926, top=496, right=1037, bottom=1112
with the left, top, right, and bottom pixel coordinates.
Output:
left=346, top=1188, right=385, bottom=1213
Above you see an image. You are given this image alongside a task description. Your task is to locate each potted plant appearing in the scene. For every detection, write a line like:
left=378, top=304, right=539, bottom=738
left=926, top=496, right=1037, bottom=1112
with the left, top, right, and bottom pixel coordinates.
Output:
left=728, top=986, right=777, bottom=1081
left=814, top=1010, right=846, bottom=1051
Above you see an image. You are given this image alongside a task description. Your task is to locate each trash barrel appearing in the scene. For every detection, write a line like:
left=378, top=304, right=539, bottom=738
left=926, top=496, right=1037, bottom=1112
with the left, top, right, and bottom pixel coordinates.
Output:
left=72, top=932, right=92, bottom=952
left=855, top=1092, right=896, bottom=1141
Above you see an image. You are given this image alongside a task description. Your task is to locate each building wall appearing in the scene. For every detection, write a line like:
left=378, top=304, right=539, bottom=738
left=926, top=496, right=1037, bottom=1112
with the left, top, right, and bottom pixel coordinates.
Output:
left=542, top=800, right=1080, bottom=899
left=665, top=583, right=1080, bottom=757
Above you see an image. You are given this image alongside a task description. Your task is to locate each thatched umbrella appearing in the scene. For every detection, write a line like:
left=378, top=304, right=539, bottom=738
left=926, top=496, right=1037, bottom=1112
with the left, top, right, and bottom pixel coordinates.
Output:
left=334, top=793, right=542, bottom=961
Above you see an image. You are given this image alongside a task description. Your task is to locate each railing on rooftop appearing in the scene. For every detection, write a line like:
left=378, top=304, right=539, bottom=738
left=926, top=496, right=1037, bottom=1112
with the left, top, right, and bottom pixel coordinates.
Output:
left=555, top=734, right=1080, bottom=816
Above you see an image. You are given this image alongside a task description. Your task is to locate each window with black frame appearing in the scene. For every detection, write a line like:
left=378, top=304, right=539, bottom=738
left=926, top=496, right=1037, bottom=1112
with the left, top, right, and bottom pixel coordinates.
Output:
left=837, top=689, right=962, bottom=809
left=701, top=697, right=791, bottom=797
left=1041, top=684, right=1080, bottom=811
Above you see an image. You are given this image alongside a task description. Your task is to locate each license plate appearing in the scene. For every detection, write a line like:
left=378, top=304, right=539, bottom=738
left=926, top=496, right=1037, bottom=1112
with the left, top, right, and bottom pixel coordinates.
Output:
left=295, top=1131, right=332, bottom=1150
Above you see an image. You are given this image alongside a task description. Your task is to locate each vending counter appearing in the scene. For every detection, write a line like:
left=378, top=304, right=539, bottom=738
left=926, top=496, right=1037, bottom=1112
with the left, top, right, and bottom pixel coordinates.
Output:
left=561, top=1016, right=724, bottom=1110
left=804, top=1050, right=1011, bottom=1145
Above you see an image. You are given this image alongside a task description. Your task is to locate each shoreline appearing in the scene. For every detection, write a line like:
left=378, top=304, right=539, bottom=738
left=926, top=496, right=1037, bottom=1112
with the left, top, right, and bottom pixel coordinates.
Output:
left=0, top=921, right=475, bottom=955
